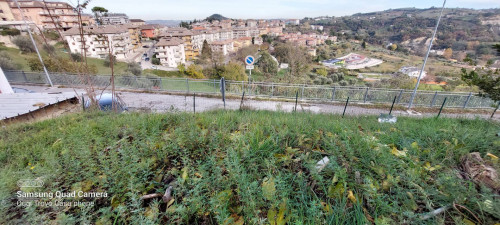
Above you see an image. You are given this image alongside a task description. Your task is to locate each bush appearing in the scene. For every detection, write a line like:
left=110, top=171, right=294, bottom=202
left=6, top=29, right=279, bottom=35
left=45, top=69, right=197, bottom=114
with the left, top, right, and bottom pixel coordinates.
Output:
left=12, top=36, right=35, bottom=53
left=28, top=56, right=97, bottom=74
left=126, top=62, right=142, bottom=76
left=152, top=58, right=160, bottom=65
left=0, top=28, right=20, bottom=36
left=70, top=53, right=83, bottom=62
left=186, top=64, right=204, bottom=79
left=221, top=62, right=247, bottom=81
left=43, top=30, right=60, bottom=40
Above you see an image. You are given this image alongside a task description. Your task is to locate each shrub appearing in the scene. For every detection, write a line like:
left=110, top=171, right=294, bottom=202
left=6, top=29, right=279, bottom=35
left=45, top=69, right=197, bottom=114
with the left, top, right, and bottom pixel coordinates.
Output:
left=0, top=28, right=20, bottom=36
left=12, top=36, right=35, bottom=53
left=70, top=53, right=83, bottom=62
left=126, top=62, right=142, bottom=76
left=152, top=58, right=160, bottom=65
left=186, top=64, right=204, bottom=79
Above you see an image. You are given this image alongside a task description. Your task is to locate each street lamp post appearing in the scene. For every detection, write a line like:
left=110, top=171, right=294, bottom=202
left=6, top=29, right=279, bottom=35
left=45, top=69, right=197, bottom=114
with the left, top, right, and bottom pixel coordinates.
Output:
left=408, top=0, right=446, bottom=109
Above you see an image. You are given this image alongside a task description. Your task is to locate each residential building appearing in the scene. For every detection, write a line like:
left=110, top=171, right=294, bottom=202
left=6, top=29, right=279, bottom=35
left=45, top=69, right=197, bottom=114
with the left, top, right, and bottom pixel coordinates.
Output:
left=233, top=27, right=250, bottom=39
left=249, top=28, right=259, bottom=37
left=155, top=38, right=185, bottom=67
left=286, top=19, right=300, bottom=25
left=218, top=29, right=233, bottom=40
left=246, top=19, right=257, bottom=27
left=161, top=28, right=197, bottom=60
left=63, top=25, right=132, bottom=60
left=80, top=14, right=95, bottom=26
left=233, top=37, right=251, bottom=51
left=210, top=39, right=234, bottom=56
left=101, top=13, right=129, bottom=25
left=254, top=37, right=263, bottom=45
left=0, top=0, right=15, bottom=21
left=9, top=0, right=79, bottom=30
left=130, top=19, right=145, bottom=26
left=123, top=24, right=141, bottom=50
left=140, top=24, right=161, bottom=39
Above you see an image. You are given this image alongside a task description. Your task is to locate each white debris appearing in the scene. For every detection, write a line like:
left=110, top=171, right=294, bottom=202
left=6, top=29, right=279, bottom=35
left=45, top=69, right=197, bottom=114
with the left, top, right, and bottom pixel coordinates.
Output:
left=315, top=156, right=330, bottom=172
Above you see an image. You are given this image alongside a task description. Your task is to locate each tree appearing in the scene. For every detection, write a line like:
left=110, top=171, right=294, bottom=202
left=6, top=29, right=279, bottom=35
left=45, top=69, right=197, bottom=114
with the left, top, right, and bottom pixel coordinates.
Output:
left=152, top=58, right=160, bottom=65
left=186, top=64, right=204, bottom=79
left=12, top=36, right=35, bottom=53
left=494, top=44, right=500, bottom=56
left=127, top=62, right=142, bottom=76
left=91, top=6, right=108, bottom=25
left=177, top=63, right=186, bottom=74
left=361, top=41, right=367, bottom=49
left=201, top=40, right=212, bottom=60
left=221, top=62, right=247, bottom=81
left=443, top=48, right=453, bottom=59
left=256, top=51, right=278, bottom=75
left=274, top=43, right=312, bottom=79
left=461, top=68, right=500, bottom=102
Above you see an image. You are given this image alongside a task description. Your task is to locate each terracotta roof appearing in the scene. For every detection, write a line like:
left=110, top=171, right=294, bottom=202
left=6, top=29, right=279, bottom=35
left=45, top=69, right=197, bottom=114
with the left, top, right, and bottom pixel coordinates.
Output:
left=140, top=24, right=162, bottom=30
left=130, top=19, right=145, bottom=22
left=157, top=37, right=184, bottom=46
left=210, top=40, right=233, bottom=45
left=161, top=29, right=193, bottom=37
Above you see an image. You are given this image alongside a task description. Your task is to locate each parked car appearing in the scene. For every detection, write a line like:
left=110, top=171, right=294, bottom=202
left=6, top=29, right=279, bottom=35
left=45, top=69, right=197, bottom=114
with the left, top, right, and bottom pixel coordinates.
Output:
left=143, top=45, right=149, bottom=48
left=143, top=53, right=148, bottom=57
left=84, top=93, right=127, bottom=112
left=145, top=57, right=150, bottom=61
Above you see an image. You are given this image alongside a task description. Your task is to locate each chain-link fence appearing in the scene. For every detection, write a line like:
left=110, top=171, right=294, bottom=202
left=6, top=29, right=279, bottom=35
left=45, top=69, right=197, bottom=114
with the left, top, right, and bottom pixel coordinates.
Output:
left=5, top=70, right=498, bottom=109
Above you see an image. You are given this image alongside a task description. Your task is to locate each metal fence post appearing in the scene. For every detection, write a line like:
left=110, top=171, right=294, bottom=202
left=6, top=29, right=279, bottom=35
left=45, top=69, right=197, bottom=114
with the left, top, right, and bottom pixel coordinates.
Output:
left=271, top=83, right=274, bottom=97
left=396, top=89, right=404, bottom=104
left=437, top=97, right=447, bottom=118
left=363, top=87, right=369, bottom=103
left=186, top=78, right=189, bottom=93
left=213, top=79, right=216, bottom=93
left=491, top=103, right=499, bottom=119
left=463, top=92, right=472, bottom=109
left=193, top=93, right=196, bottom=113
left=331, top=87, right=336, bottom=101
left=294, top=91, right=298, bottom=112
left=430, top=91, right=438, bottom=107
left=389, top=96, right=397, bottom=115
left=342, top=97, right=350, bottom=118
left=301, top=85, right=305, bottom=99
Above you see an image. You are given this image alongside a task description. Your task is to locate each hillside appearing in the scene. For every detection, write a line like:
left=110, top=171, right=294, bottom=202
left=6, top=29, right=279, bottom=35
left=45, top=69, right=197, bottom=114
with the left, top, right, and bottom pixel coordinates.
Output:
left=307, top=8, right=500, bottom=57
left=205, top=14, right=229, bottom=22
left=1, top=111, right=499, bottom=224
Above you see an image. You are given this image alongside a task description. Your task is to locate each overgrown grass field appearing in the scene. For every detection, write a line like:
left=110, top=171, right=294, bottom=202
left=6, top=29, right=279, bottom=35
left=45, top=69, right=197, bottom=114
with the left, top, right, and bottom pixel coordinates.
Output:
left=0, top=111, right=499, bottom=224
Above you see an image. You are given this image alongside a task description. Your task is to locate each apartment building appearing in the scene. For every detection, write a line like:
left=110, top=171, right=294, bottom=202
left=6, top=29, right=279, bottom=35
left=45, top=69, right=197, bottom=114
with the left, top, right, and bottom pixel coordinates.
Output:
left=130, top=19, right=145, bottom=26
left=219, top=29, right=233, bottom=40
left=155, top=38, right=186, bottom=68
left=63, top=25, right=132, bottom=60
left=81, top=14, right=95, bottom=26
left=233, top=27, right=250, bottom=39
left=101, top=13, right=129, bottom=25
left=123, top=24, right=141, bottom=50
left=9, top=0, right=78, bottom=30
left=140, top=24, right=161, bottom=39
left=0, top=0, right=15, bottom=21
left=209, top=39, right=234, bottom=56
left=161, top=28, right=197, bottom=60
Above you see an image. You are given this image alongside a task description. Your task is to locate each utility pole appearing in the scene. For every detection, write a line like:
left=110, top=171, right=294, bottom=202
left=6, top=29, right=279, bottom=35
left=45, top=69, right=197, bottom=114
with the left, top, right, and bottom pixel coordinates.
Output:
left=408, top=0, right=446, bottom=109
left=13, top=0, right=53, bottom=87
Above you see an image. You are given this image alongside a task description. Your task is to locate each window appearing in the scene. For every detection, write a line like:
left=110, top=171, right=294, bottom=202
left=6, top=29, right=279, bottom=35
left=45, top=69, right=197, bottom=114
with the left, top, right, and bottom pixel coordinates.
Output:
left=0, top=10, right=4, bottom=13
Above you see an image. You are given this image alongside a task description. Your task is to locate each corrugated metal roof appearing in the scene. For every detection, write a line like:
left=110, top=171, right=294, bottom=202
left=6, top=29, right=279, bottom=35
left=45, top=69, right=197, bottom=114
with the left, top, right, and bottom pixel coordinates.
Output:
left=0, top=92, right=77, bottom=120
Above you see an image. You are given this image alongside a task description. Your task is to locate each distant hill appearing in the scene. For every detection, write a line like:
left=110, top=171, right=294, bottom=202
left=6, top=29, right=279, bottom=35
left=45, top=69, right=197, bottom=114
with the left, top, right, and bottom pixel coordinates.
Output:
left=205, top=14, right=229, bottom=22
left=305, top=7, right=500, bottom=56
left=146, top=20, right=185, bottom=27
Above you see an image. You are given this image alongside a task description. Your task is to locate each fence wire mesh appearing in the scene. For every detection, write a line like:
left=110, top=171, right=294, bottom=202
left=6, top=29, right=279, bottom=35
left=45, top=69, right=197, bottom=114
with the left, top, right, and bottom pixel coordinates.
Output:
left=5, top=70, right=497, bottom=109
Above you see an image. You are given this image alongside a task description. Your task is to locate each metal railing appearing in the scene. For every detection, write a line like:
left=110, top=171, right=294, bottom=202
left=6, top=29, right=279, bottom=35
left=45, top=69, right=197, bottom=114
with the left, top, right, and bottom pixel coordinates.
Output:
left=4, top=70, right=498, bottom=109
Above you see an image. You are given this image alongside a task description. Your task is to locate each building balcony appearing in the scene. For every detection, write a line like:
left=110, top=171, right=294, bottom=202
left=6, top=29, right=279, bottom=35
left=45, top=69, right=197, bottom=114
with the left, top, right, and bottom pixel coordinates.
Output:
left=112, top=36, right=125, bottom=41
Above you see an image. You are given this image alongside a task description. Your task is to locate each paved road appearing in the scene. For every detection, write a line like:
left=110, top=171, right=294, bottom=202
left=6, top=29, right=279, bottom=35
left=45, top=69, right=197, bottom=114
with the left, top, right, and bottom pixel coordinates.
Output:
left=12, top=85, right=500, bottom=121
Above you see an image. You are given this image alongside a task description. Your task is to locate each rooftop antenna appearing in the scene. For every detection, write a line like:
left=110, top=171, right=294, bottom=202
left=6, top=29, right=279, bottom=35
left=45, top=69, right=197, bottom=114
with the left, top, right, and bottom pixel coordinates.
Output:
left=13, top=0, right=53, bottom=87
left=408, top=0, right=446, bottom=109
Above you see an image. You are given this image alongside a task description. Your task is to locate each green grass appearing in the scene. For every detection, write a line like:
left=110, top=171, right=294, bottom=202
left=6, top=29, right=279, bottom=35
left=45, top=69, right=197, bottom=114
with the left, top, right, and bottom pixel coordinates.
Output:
left=143, top=69, right=184, bottom=78
left=1, top=107, right=500, bottom=224
left=0, top=45, right=130, bottom=75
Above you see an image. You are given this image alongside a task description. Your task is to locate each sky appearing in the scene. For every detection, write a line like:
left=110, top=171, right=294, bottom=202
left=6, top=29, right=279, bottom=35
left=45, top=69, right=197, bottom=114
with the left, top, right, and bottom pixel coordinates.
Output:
left=71, top=0, right=500, bottom=20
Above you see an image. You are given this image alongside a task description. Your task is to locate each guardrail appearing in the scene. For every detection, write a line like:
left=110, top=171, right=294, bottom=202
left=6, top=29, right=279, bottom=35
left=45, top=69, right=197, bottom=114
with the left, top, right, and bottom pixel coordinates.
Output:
left=4, top=70, right=498, bottom=109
